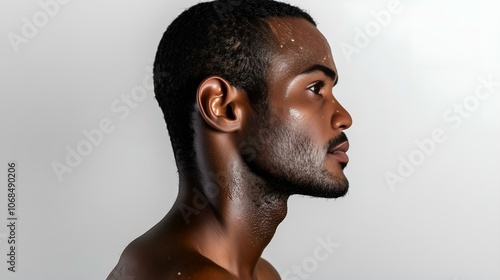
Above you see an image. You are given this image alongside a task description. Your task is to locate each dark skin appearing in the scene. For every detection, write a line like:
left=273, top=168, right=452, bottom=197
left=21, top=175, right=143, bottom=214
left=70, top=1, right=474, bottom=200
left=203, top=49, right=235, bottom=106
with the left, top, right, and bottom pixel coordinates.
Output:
left=108, top=17, right=352, bottom=280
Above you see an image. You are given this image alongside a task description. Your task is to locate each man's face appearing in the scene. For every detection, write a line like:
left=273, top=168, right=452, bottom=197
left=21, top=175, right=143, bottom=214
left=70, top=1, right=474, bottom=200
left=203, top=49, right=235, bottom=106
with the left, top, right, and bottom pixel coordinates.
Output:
left=244, top=17, right=352, bottom=198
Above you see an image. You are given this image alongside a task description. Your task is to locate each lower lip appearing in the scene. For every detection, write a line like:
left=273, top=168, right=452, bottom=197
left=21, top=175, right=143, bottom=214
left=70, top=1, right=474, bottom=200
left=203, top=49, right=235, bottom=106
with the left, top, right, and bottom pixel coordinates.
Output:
left=327, top=152, right=349, bottom=165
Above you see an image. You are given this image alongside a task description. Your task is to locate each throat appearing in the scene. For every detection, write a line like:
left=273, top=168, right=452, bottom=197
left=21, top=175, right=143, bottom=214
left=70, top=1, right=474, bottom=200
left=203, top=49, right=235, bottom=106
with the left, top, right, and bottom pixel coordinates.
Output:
left=229, top=174, right=290, bottom=249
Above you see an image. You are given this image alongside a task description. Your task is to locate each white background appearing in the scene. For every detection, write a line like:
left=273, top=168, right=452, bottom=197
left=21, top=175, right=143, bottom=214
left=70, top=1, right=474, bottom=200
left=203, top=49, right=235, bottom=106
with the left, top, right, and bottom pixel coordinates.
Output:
left=1, top=0, right=499, bottom=279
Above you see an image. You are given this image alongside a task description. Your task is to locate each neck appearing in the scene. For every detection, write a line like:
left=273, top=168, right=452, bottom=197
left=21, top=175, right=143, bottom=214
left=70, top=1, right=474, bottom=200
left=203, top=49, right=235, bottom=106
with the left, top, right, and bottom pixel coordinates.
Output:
left=173, top=161, right=289, bottom=278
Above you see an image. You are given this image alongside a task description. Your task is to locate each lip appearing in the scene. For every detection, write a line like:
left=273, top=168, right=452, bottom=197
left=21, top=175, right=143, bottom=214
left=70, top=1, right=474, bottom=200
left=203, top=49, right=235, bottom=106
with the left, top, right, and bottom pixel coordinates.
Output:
left=327, top=141, right=349, bottom=165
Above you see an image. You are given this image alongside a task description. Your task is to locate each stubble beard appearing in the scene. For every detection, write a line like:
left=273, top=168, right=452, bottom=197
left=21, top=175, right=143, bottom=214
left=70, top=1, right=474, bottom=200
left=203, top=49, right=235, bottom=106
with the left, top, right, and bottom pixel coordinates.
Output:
left=243, top=110, right=349, bottom=199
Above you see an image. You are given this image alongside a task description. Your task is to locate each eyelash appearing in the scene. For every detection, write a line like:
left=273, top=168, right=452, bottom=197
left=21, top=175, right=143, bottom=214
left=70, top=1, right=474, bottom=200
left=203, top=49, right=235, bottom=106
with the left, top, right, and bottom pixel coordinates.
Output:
left=308, top=81, right=325, bottom=95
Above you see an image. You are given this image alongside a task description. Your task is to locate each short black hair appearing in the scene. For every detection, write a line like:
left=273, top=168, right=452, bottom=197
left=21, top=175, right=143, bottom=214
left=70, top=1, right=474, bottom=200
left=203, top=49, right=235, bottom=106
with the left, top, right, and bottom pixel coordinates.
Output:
left=154, top=0, right=316, bottom=171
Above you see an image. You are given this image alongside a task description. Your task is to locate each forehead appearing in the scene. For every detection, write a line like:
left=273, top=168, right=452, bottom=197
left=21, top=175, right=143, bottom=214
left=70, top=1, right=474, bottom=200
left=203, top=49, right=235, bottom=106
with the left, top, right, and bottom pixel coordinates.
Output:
left=266, top=17, right=337, bottom=78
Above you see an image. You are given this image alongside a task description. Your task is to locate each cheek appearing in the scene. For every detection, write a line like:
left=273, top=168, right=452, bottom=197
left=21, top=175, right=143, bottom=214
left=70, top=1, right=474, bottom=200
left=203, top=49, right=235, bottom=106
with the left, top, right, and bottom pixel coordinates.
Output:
left=285, top=106, right=326, bottom=137
left=273, top=88, right=330, bottom=140
left=288, top=108, right=303, bottom=120
left=295, top=111, right=332, bottom=144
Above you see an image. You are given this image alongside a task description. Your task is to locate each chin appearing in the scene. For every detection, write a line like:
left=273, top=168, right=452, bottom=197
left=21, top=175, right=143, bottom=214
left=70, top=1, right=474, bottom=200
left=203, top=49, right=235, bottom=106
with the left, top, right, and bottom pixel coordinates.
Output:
left=279, top=173, right=349, bottom=199
left=302, top=183, right=349, bottom=199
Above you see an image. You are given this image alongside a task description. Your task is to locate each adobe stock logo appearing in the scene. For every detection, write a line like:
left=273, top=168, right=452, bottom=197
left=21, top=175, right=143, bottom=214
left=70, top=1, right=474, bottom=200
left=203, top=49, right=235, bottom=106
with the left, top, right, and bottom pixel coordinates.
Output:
left=283, top=235, right=340, bottom=280
left=51, top=66, right=155, bottom=183
left=341, top=0, right=403, bottom=63
left=385, top=74, right=500, bottom=191
left=7, top=0, right=70, bottom=53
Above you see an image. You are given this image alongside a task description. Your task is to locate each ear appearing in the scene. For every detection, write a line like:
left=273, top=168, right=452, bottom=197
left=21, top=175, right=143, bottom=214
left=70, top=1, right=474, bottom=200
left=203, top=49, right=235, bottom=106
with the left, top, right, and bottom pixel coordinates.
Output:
left=196, top=76, right=246, bottom=133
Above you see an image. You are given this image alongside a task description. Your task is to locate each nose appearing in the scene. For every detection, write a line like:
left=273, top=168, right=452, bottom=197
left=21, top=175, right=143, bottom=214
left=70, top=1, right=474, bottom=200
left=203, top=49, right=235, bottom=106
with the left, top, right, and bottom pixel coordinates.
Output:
left=330, top=96, right=352, bottom=130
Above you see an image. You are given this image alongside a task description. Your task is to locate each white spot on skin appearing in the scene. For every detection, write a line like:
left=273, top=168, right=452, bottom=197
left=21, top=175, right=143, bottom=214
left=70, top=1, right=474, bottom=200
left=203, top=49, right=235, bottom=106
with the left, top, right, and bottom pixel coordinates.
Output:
left=289, top=108, right=303, bottom=120
left=291, top=38, right=295, bottom=42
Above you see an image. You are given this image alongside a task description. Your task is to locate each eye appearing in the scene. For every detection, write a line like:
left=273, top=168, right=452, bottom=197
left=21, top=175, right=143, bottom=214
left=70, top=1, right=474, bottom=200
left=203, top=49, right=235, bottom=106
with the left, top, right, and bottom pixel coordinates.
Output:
left=307, top=81, right=324, bottom=95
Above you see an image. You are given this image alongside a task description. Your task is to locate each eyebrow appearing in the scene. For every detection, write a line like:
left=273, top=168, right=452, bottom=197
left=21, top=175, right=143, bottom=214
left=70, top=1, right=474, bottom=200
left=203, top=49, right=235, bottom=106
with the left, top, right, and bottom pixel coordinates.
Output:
left=300, top=64, right=338, bottom=85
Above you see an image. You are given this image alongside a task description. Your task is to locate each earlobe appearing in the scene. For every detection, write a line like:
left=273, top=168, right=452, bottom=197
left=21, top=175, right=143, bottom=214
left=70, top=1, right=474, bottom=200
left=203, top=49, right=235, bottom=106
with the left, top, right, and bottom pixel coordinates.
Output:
left=197, top=76, right=245, bottom=133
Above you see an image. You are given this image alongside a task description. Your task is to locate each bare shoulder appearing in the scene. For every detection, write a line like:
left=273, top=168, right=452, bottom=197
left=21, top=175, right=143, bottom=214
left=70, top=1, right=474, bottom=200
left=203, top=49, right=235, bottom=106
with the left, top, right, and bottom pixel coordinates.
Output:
left=174, top=265, right=239, bottom=280
left=256, top=258, right=281, bottom=280
left=107, top=238, right=153, bottom=280
left=107, top=237, right=238, bottom=280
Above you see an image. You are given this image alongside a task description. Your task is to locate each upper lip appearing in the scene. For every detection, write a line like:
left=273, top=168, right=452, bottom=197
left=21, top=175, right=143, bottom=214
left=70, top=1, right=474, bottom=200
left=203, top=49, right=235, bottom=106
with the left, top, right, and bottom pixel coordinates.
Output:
left=328, top=141, right=349, bottom=154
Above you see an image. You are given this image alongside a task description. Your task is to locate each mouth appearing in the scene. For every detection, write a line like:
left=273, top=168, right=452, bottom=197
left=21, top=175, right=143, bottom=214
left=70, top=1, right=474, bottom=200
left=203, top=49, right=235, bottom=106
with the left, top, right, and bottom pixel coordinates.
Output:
left=327, top=141, right=349, bottom=166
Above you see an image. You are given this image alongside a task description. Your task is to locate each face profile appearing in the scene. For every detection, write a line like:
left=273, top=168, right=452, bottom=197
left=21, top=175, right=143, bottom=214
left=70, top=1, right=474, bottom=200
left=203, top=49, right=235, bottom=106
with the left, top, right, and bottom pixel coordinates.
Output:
left=245, top=17, right=352, bottom=200
left=108, top=1, right=352, bottom=279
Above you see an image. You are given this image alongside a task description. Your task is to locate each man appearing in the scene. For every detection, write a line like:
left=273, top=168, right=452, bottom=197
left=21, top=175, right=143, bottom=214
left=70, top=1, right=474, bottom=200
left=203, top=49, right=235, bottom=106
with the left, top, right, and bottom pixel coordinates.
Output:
left=108, top=0, right=352, bottom=279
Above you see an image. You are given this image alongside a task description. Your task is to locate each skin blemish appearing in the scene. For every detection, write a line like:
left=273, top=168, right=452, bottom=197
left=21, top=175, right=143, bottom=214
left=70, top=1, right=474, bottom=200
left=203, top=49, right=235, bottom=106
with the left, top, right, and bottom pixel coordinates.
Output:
left=289, top=108, right=303, bottom=120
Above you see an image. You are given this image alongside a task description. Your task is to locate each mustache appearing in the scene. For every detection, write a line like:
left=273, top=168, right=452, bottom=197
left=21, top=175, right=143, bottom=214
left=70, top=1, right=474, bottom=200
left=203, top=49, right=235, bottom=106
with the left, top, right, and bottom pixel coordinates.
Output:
left=325, top=132, right=349, bottom=152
